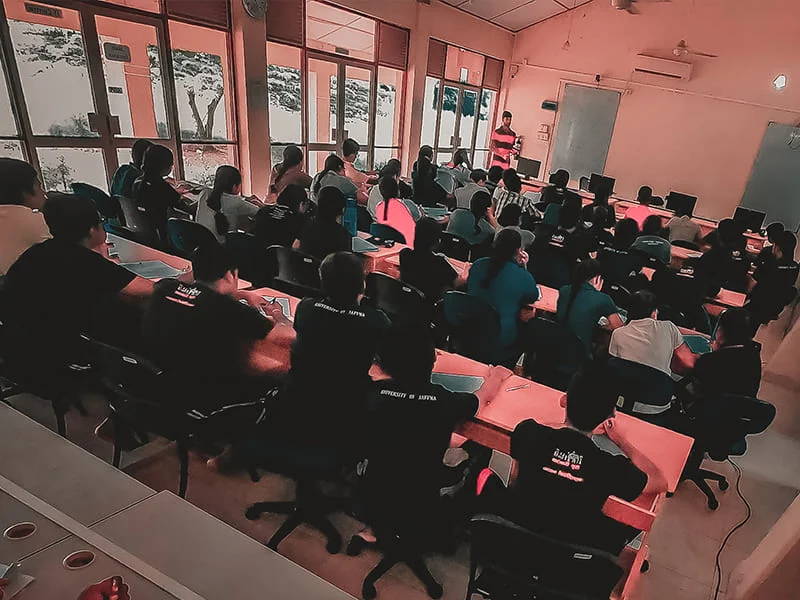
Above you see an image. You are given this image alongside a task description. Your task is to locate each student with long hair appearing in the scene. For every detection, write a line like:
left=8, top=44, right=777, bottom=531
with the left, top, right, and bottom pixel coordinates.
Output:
left=467, top=228, right=540, bottom=359
left=412, top=145, right=447, bottom=207
left=195, top=165, right=261, bottom=242
left=556, top=258, right=624, bottom=356
left=399, top=217, right=459, bottom=302
left=132, top=144, right=183, bottom=244
left=445, top=148, right=472, bottom=186
left=375, top=175, right=416, bottom=245
left=367, top=158, right=417, bottom=219
left=296, top=186, right=351, bottom=260
left=310, top=154, right=358, bottom=204
left=446, top=190, right=498, bottom=245
left=269, top=145, right=311, bottom=198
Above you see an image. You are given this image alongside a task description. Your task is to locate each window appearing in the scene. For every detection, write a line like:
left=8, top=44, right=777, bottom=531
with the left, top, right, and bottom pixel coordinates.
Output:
left=268, top=42, right=303, bottom=145
left=37, top=147, right=107, bottom=192
left=474, top=89, right=497, bottom=169
left=104, top=0, right=161, bottom=12
left=373, top=66, right=402, bottom=170
left=306, top=1, right=375, bottom=62
left=0, top=43, right=24, bottom=160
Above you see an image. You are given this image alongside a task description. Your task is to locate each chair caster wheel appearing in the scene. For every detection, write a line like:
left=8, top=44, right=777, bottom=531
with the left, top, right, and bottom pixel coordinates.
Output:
left=326, top=538, right=341, bottom=554
left=245, top=505, right=263, bottom=520
left=641, top=560, right=650, bottom=573
left=362, top=582, right=377, bottom=600
left=426, top=583, right=444, bottom=599
left=347, top=536, right=366, bottom=556
left=719, top=480, right=729, bottom=491
left=708, top=497, right=719, bottom=510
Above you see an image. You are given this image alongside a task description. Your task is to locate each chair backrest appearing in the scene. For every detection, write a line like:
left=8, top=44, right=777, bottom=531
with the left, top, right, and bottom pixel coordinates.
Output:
left=601, top=282, right=633, bottom=312
left=71, top=182, right=117, bottom=220
left=356, top=204, right=374, bottom=233
left=529, top=243, right=573, bottom=289
left=608, top=357, right=674, bottom=415
left=266, top=245, right=322, bottom=297
left=365, top=272, right=429, bottom=326
left=438, top=232, right=470, bottom=262
left=579, top=176, right=590, bottom=191
left=435, top=168, right=456, bottom=194
left=598, top=247, right=645, bottom=285
left=694, top=394, right=776, bottom=460
left=443, top=291, right=501, bottom=363
left=671, top=239, right=700, bottom=251
left=521, top=317, right=587, bottom=391
left=630, top=247, right=664, bottom=270
left=469, top=514, right=623, bottom=600
left=370, top=222, right=406, bottom=244
left=167, top=218, right=219, bottom=258
left=469, top=242, right=493, bottom=262
left=225, top=232, right=273, bottom=287
left=116, top=195, right=159, bottom=246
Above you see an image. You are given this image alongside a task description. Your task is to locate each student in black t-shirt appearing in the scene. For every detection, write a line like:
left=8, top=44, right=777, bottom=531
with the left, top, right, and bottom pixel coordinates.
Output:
left=358, top=325, right=512, bottom=548
left=295, top=186, right=350, bottom=260
left=477, top=364, right=668, bottom=555
left=745, top=231, right=799, bottom=333
left=399, top=217, right=459, bottom=302
left=753, top=222, right=784, bottom=270
left=253, top=184, right=310, bottom=247
left=132, top=144, right=183, bottom=245
left=0, top=194, right=153, bottom=369
left=539, top=169, right=580, bottom=208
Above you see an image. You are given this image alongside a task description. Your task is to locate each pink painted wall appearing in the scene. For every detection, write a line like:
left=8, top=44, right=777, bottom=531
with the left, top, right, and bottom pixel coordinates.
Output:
left=506, top=0, right=800, bottom=220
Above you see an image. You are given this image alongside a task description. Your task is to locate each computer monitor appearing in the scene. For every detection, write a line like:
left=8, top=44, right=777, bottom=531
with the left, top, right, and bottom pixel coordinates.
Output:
left=588, top=173, right=615, bottom=196
left=733, top=207, right=766, bottom=233
left=666, top=192, right=698, bottom=217
left=516, top=157, right=541, bottom=180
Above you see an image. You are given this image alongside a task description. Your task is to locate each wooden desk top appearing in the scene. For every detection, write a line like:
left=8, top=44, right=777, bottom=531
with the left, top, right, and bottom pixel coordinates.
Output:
left=0, top=490, right=72, bottom=563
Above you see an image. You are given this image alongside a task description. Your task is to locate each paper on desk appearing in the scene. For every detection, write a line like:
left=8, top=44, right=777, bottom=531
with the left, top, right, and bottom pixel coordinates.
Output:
left=431, top=373, right=485, bottom=394
left=0, top=566, right=34, bottom=599
left=591, top=434, right=627, bottom=457
left=683, top=334, right=712, bottom=354
left=120, top=260, right=185, bottom=280
left=261, top=296, right=293, bottom=320
left=352, top=236, right=380, bottom=253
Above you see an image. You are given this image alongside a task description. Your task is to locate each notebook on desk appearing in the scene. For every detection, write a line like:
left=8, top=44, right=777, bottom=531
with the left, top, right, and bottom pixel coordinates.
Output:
left=683, top=334, right=712, bottom=354
left=424, top=207, right=448, bottom=218
left=352, top=236, right=380, bottom=253
left=431, top=373, right=484, bottom=394
left=260, top=296, right=293, bottom=320
left=119, top=260, right=184, bottom=280
left=591, top=434, right=626, bottom=457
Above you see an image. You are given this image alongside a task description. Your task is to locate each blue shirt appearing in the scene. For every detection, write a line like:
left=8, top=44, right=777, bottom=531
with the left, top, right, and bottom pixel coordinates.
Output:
left=467, top=258, right=540, bottom=348
left=556, top=282, right=618, bottom=356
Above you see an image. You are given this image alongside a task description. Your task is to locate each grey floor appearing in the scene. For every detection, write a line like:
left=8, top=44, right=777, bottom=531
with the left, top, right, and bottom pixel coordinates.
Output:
left=7, top=317, right=800, bottom=600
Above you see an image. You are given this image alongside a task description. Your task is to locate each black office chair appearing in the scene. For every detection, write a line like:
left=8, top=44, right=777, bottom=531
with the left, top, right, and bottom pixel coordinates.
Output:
left=357, top=205, right=374, bottom=234
left=630, top=248, right=666, bottom=271
left=116, top=195, right=160, bottom=248
left=528, top=242, right=572, bottom=289
left=225, top=232, right=274, bottom=287
left=469, top=242, right=493, bottom=262
left=671, top=239, right=700, bottom=251
left=579, top=176, right=590, bottom=191
left=370, top=223, right=406, bottom=244
left=266, top=245, right=322, bottom=298
left=72, top=182, right=121, bottom=223
left=365, top=272, right=430, bottom=327
left=602, top=282, right=634, bottom=312
left=468, top=514, right=624, bottom=600
left=681, top=394, right=775, bottom=510
left=167, top=218, right=219, bottom=258
left=607, top=357, right=675, bottom=423
left=598, top=247, right=646, bottom=287
left=522, top=317, right=587, bottom=391
left=442, top=291, right=506, bottom=366
left=438, top=232, right=470, bottom=262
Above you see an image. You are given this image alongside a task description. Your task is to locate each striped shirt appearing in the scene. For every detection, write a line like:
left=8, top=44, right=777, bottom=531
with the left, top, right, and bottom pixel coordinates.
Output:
left=490, top=125, right=516, bottom=169
left=493, top=186, right=536, bottom=218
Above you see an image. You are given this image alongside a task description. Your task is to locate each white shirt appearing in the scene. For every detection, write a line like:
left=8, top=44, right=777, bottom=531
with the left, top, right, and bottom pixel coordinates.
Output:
left=195, top=189, right=259, bottom=242
left=454, top=182, right=484, bottom=210
left=667, top=215, right=702, bottom=244
left=0, top=205, right=51, bottom=275
left=609, top=318, right=684, bottom=376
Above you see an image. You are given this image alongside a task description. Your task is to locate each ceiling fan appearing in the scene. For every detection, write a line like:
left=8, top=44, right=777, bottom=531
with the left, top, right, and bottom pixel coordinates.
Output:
left=611, top=0, right=671, bottom=15
left=672, top=39, right=718, bottom=58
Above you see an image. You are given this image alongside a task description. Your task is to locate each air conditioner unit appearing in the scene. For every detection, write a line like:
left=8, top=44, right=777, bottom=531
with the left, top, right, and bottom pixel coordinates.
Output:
left=632, top=54, right=693, bottom=83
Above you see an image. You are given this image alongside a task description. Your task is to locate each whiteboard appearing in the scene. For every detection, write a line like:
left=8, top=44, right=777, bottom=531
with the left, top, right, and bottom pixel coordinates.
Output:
left=741, top=123, right=800, bottom=232
left=550, top=84, right=621, bottom=181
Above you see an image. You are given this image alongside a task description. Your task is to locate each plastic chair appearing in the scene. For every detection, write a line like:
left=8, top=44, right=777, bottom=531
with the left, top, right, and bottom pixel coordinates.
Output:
left=521, top=317, right=587, bottom=391
left=602, top=281, right=634, bottom=312
left=467, top=514, right=624, bottom=600
left=608, top=357, right=675, bottom=421
left=71, top=182, right=120, bottom=222
left=167, top=218, right=220, bottom=258
left=225, top=232, right=274, bottom=287
left=266, top=245, right=322, bottom=298
left=116, top=195, right=160, bottom=248
left=370, top=223, right=406, bottom=244
left=365, top=272, right=429, bottom=327
left=442, top=291, right=504, bottom=365
left=357, top=204, right=374, bottom=234
left=682, top=394, right=775, bottom=509
left=438, top=232, right=470, bottom=262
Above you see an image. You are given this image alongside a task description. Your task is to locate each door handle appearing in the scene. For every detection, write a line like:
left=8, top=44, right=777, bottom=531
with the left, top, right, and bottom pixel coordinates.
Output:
left=108, top=115, right=121, bottom=136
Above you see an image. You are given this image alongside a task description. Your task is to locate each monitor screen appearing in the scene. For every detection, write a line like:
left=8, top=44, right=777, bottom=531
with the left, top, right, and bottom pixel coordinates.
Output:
left=733, top=207, right=766, bottom=233
left=516, top=157, right=541, bottom=180
left=666, top=192, right=698, bottom=217
left=588, top=173, right=615, bottom=195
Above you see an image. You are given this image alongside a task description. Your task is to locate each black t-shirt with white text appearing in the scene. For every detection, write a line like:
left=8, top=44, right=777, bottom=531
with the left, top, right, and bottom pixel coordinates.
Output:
left=398, top=248, right=458, bottom=302
left=297, top=218, right=351, bottom=261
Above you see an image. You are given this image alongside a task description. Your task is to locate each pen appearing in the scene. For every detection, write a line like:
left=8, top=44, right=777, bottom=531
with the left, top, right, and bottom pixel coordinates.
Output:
left=506, top=383, right=531, bottom=392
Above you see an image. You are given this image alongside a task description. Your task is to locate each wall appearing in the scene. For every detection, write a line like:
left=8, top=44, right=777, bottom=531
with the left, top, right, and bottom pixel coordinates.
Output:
left=506, top=0, right=800, bottom=221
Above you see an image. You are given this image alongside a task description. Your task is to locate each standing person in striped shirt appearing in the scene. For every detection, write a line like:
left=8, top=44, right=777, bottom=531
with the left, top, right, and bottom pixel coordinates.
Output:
left=490, top=111, right=518, bottom=170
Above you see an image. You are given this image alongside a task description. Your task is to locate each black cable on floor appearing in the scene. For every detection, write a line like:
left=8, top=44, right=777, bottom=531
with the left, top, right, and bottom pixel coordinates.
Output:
left=712, top=458, right=752, bottom=600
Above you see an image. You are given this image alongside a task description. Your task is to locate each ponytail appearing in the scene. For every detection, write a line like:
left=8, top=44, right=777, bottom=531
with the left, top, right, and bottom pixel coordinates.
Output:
left=483, top=229, right=521, bottom=289
left=207, top=165, right=241, bottom=236
left=379, top=175, right=399, bottom=222
left=470, top=190, right=492, bottom=237
left=313, top=155, right=345, bottom=197
left=562, top=258, right=603, bottom=321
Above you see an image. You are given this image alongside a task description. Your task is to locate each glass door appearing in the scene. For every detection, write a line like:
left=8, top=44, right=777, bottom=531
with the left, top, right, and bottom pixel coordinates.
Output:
left=426, top=81, right=483, bottom=168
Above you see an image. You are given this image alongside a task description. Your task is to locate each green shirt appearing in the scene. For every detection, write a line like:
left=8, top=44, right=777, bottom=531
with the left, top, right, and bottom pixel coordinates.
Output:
left=556, top=282, right=618, bottom=355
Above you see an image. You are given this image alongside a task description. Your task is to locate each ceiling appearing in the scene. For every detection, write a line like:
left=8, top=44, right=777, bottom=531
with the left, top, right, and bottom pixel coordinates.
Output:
left=441, top=0, right=594, bottom=33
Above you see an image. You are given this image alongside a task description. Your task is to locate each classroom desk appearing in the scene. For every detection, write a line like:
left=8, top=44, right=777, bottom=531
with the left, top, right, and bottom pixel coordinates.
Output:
left=92, top=491, right=357, bottom=600
left=0, top=403, right=155, bottom=527
left=0, top=490, right=72, bottom=563
left=355, top=232, right=406, bottom=273
left=640, top=267, right=747, bottom=309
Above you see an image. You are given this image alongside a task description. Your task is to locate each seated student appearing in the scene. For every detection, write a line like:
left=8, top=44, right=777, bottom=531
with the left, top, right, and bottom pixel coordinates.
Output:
left=132, top=144, right=183, bottom=244
left=557, top=258, right=624, bottom=356
left=745, top=230, right=799, bottom=333
left=477, top=364, right=668, bottom=555
left=360, top=325, right=512, bottom=548
left=492, top=168, right=535, bottom=220
left=268, top=145, right=312, bottom=199
left=375, top=175, right=416, bottom=245
left=0, top=158, right=50, bottom=276
left=582, top=186, right=616, bottom=229
left=268, top=252, right=391, bottom=456
left=598, top=218, right=645, bottom=286
left=399, top=217, right=459, bottom=302
left=630, top=214, right=672, bottom=266
left=454, top=168, right=487, bottom=210
left=309, top=154, right=359, bottom=204
left=447, top=190, right=498, bottom=246
left=484, top=165, right=503, bottom=196
left=753, top=222, right=784, bottom=270
left=195, top=165, right=262, bottom=242
left=296, top=186, right=351, bottom=260
left=539, top=169, right=580, bottom=208
left=666, top=202, right=701, bottom=245
left=253, top=184, right=310, bottom=247
left=625, top=186, right=654, bottom=228
left=1, top=194, right=153, bottom=367
left=496, top=203, right=534, bottom=249
left=697, top=218, right=751, bottom=292
left=556, top=197, right=592, bottom=261
left=651, top=261, right=718, bottom=333
left=341, top=138, right=371, bottom=204
left=412, top=145, right=448, bottom=208
left=467, top=229, right=540, bottom=359
left=444, top=148, right=472, bottom=186
left=584, top=205, right=614, bottom=250
left=368, top=159, right=419, bottom=220
left=609, top=290, right=696, bottom=377
left=111, top=138, right=151, bottom=199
